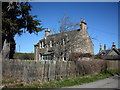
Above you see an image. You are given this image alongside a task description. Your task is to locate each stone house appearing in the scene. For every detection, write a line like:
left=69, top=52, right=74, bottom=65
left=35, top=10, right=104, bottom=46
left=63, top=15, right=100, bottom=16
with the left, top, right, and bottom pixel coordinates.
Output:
left=34, top=19, right=94, bottom=61
left=97, top=42, right=120, bottom=60
left=98, top=42, right=120, bottom=55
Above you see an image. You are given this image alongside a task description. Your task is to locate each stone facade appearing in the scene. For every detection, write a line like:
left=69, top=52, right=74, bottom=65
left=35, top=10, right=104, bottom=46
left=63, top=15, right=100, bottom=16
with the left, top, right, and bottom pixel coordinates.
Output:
left=34, top=19, right=94, bottom=61
left=98, top=42, right=120, bottom=56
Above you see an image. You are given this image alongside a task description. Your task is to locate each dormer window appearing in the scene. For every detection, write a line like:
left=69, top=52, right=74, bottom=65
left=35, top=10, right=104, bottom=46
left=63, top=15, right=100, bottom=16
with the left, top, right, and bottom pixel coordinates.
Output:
left=43, top=42, right=46, bottom=47
left=39, top=43, right=41, bottom=49
left=39, top=43, right=41, bottom=48
left=42, top=42, right=44, bottom=48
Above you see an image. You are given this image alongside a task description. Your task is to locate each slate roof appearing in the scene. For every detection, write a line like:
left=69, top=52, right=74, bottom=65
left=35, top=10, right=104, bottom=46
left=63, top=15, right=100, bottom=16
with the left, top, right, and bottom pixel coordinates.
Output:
left=48, top=29, right=80, bottom=37
left=38, top=29, right=81, bottom=43
left=118, top=49, right=120, bottom=53
left=113, top=48, right=120, bottom=55
left=97, top=48, right=120, bottom=55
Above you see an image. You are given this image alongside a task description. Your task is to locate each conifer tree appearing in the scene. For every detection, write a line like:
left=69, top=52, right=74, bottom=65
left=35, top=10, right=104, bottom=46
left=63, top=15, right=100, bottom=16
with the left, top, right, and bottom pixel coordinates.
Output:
left=1, top=2, right=43, bottom=59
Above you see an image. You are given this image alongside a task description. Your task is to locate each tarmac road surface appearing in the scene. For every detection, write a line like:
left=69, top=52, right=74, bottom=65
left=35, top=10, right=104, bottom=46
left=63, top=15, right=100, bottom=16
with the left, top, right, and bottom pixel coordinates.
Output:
left=63, top=75, right=120, bottom=88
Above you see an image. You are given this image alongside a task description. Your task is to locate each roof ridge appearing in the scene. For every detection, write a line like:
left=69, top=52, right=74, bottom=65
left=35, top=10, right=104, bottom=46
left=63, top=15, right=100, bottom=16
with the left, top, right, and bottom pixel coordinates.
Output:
left=48, top=29, right=80, bottom=37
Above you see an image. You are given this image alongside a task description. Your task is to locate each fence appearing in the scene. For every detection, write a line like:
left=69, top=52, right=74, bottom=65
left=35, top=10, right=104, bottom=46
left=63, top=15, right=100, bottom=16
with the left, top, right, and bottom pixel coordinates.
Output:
left=2, top=59, right=119, bottom=83
left=101, top=55, right=120, bottom=60
left=106, top=60, right=119, bottom=70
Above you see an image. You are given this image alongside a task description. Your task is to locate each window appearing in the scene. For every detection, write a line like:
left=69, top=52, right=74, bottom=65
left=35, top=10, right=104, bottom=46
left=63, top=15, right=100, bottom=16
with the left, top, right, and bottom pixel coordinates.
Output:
left=42, top=54, right=53, bottom=60
left=43, top=42, right=46, bottom=47
left=43, top=55, right=47, bottom=60
left=64, top=53, right=67, bottom=61
left=48, top=55, right=52, bottom=60
left=52, top=41, right=54, bottom=47
left=40, top=42, right=42, bottom=48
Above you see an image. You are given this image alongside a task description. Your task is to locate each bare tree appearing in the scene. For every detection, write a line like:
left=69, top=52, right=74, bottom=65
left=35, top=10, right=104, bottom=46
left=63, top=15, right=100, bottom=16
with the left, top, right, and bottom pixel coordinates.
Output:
left=45, top=29, right=93, bottom=61
left=41, top=18, right=94, bottom=61
left=58, top=14, right=79, bottom=33
left=51, top=27, right=58, bottom=34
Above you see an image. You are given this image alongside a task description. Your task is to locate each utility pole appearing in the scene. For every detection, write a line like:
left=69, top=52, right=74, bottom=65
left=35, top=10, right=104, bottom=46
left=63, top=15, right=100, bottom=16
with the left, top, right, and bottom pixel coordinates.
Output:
left=19, top=45, right=20, bottom=53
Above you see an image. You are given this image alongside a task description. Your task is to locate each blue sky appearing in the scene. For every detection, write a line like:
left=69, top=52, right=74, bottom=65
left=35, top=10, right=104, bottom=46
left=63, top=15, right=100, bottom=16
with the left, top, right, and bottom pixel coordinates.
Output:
left=14, top=2, right=118, bottom=54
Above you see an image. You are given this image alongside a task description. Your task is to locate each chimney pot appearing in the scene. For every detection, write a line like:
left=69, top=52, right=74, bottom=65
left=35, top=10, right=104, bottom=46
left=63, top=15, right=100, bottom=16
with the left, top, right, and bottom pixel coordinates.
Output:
left=104, top=44, right=106, bottom=50
left=112, top=42, right=116, bottom=49
left=45, top=28, right=50, bottom=37
left=80, top=18, right=87, bottom=34
left=99, top=43, right=102, bottom=52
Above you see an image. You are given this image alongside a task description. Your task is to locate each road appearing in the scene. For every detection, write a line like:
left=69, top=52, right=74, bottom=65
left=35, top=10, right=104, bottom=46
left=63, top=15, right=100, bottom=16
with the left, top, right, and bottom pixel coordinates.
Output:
left=63, top=75, right=120, bottom=88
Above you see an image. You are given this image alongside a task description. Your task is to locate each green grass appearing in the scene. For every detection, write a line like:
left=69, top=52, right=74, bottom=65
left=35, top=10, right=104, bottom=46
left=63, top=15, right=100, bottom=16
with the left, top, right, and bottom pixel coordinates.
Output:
left=13, top=53, right=34, bottom=60
left=2, top=79, right=15, bottom=84
left=20, top=69, right=120, bottom=88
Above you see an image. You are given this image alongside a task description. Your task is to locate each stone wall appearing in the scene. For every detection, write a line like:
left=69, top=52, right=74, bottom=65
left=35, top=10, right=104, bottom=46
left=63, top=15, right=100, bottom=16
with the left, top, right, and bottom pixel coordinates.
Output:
left=74, top=31, right=94, bottom=55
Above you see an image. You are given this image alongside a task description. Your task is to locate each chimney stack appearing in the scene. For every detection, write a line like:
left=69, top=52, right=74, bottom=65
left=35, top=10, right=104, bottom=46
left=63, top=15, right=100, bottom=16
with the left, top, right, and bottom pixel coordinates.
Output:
left=99, top=43, right=102, bottom=52
left=112, top=42, right=116, bottom=49
left=104, top=44, right=106, bottom=50
left=80, top=18, right=87, bottom=34
left=45, top=28, right=50, bottom=37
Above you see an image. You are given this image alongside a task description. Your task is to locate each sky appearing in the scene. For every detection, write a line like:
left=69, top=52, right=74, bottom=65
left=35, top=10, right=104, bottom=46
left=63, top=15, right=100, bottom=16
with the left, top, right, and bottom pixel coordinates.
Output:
left=14, top=2, right=118, bottom=54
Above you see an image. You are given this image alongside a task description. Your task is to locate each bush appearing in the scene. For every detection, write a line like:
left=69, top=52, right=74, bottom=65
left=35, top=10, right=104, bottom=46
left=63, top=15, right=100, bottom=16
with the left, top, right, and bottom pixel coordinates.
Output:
left=75, top=59, right=107, bottom=75
left=94, top=55, right=102, bottom=59
left=69, top=52, right=93, bottom=61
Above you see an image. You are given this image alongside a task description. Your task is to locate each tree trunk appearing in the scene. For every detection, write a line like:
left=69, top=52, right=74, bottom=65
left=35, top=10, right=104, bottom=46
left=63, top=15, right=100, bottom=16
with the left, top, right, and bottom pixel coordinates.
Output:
left=9, top=38, right=16, bottom=59
left=1, top=39, right=10, bottom=59
left=0, top=36, right=16, bottom=60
